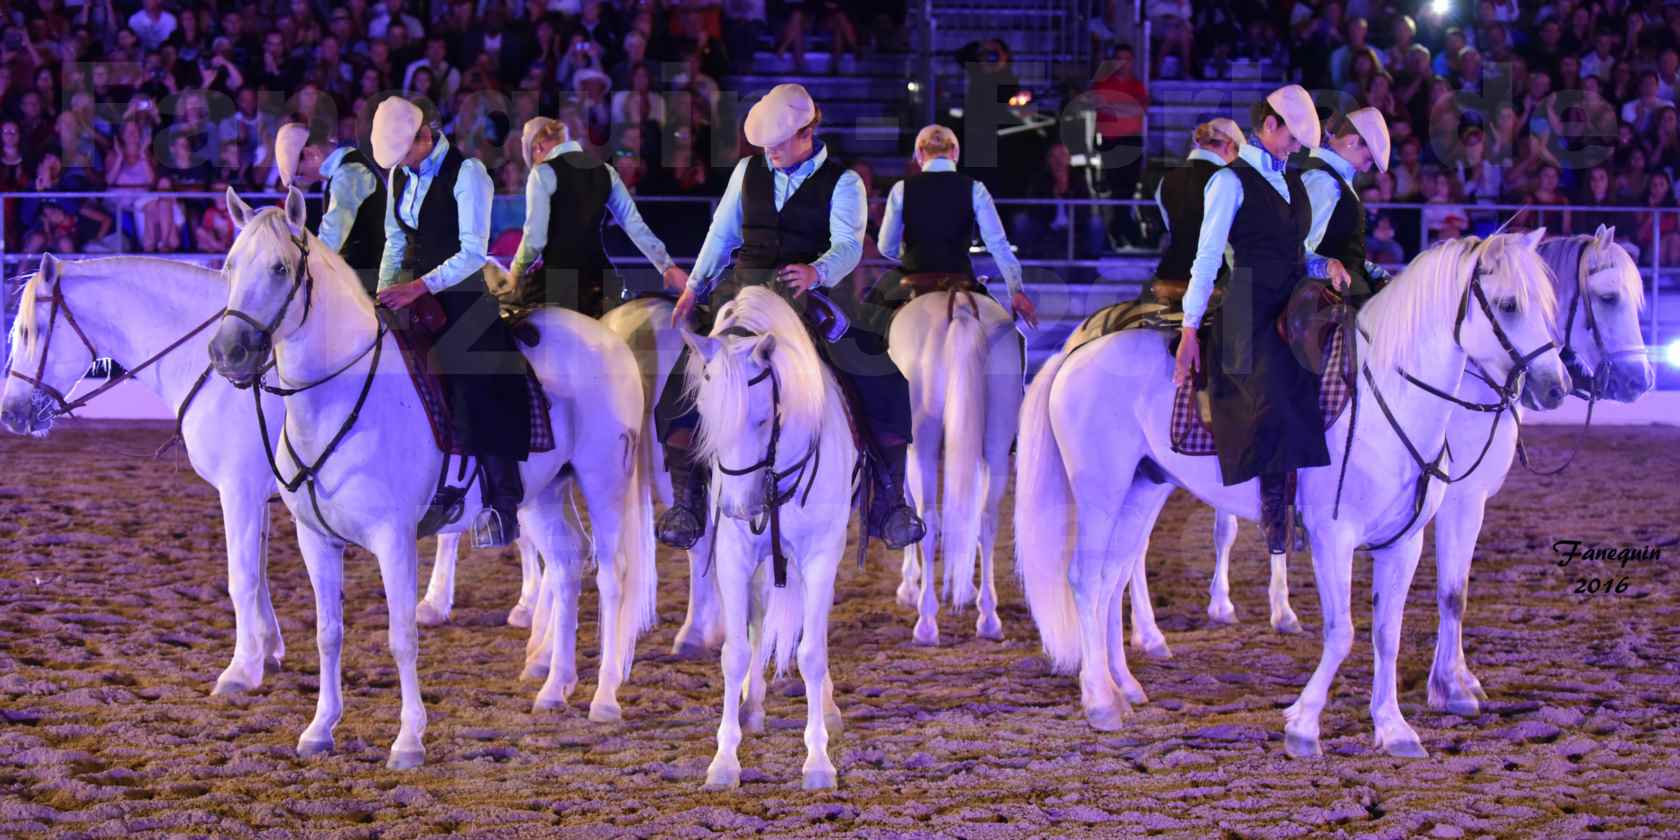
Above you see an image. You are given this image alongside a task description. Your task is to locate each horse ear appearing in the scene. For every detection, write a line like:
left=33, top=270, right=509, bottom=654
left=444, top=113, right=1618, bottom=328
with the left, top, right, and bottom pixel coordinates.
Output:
left=37, top=252, right=59, bottom=287
left=680, top=323, right=722, bottom=364
left=226, top=187, right=255, bottom=229
left=284, top=186, right=308, bottom=235
left=751, top=333, right=776, bottom=365
left=1595, top=224, right=1615, bottom=247
left=1520, top=226, right=1546, bottom=250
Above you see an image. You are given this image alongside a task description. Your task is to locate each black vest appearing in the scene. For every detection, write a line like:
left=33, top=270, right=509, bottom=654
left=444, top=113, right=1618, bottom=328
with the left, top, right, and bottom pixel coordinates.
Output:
left=541, top=150, right=612, bottom=280
left=900, top=170, right=976, bottom=277
left=328, top=148, right=388, bottom=280
left=1225, top=156, right=1311, bottom=294
left=734, top=152, right=847, bottom=280
left=1154, top=157, right=1225, bottom=283
left=390, top=141, right=483, bottom=287
left=1295, top=155, right=1367, bottom=286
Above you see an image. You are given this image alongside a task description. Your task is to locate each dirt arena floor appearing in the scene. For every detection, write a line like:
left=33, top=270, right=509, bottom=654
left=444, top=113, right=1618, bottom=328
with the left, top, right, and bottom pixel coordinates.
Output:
left=1, top=421, right=1677, bottom=839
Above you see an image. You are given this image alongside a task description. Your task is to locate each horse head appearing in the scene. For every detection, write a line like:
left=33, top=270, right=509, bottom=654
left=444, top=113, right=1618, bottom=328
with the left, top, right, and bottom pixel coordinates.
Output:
left=2, top=254, right=90, bottom=436
left=1463, top=229, right=1571, bottom=410
left=1554, top=225, right=1654, bottom=404
left=209, top=187, right=316, bottom=387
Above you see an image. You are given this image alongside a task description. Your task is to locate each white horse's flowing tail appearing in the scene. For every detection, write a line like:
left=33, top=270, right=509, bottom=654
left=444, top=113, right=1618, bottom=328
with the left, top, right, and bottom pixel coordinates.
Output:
left=1014, top=349, right=1081, bottom=674
left=613, top=427, right=659, bottom=678
left=762, top=567, right=805, bottom=679
left=939, top=309, right=987, bottom=609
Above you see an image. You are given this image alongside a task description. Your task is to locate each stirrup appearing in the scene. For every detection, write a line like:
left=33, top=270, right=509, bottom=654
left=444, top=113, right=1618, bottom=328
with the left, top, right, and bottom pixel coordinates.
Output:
left=472, top=507, right=518, bottom=549
left=872, top=504, right=926, bottom=550
left=656, top=505, right=705, bottom=550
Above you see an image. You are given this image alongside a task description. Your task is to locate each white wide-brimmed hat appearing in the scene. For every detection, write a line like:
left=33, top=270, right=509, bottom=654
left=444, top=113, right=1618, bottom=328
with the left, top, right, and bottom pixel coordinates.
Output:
left=1264, top=84, right=1321, bottom=149
left=273, top=122, right=310, bottom=187
left=1204, top=117, right=1245, bottom=149
left=521, top=117, right=562, bottom=168
left=1347, top=107, right=1391, bottom=172
left=371, top=96, right=424, bottom=170
left=744, top=83, right=816, bottom=148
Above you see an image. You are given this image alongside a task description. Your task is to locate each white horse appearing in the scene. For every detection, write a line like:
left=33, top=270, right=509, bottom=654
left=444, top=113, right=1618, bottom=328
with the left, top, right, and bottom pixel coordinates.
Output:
left=2, top=255, right=290, bottom=696
left=1428, top=227, right=1653, bottom=715
left=886, top=290, right=1022, bottom=644
left=1018, top=231, right=1569, bottom=757
left=207, top=189, right=655, bottom=768
left=680, top=286, right=856, bottom=790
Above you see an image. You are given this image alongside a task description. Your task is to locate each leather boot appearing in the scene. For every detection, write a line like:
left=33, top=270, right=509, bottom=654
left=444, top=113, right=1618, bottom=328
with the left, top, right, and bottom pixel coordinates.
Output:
left=866, top=443, right=926, bottom=550
left=1260, top=471, right=1292, bottom=555
left=473, top=455, right=524, bottom=548
left=656, top=449, right=708, bottom=549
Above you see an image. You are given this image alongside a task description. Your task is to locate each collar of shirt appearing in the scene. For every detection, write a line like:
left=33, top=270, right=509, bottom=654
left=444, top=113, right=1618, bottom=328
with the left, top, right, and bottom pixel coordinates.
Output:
left=1241, top=138, right=1287, bottom=173
left=544, top=140, right=582, bottom=162
left=920, top=157, right=957, bottom=173
left=1312, top=146, right=1357, bottom=181
left=404, top=133, right=449, bottom=179
left=320, top=145, right=353, bottom=179
left=1186, top=148, right=1224, bottom=166
left=765, top=140, right=828, bottom=176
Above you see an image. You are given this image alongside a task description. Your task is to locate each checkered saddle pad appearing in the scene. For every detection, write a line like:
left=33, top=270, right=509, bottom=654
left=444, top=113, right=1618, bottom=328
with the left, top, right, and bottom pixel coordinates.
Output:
left=1171, top=322, right=1355, bottom=456
left=378, top=306, right=555, bottom=457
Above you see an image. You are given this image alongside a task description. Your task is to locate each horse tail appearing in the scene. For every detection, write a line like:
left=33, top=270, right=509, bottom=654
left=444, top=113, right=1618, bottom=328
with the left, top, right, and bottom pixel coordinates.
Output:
left=613, top=424, right=659, bottom=680
left=1015, top=348, right=1081, bottom=674
left=939, top=305, right=986, bottom=609
left=764, top=568, right=804, bottom=679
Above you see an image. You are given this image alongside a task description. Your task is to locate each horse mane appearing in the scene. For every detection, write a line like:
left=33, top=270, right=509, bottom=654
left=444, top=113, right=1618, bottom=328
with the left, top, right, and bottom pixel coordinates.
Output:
left=230, top=207, right=365, bottom=300
left=10, top=256, right=224, bottom=363
left=685, top=286, right=840, bottom=468
left=1358, top=233, right=1557, bottom=374
left=1538, top=233, right=1645, bottom=314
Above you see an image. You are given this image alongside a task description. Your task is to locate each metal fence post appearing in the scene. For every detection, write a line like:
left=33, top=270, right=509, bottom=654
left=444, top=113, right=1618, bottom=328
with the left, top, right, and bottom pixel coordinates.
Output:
left=1653, top=208, right=1663, bottom=351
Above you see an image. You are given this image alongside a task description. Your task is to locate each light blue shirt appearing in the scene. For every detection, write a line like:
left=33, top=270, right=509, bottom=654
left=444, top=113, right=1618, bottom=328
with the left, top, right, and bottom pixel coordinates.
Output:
left=1153, top=147, right=1227, bottom=232
left=687, top=141, right=866, bottom=295
left=316, top=146, right=380, bottom=255
left=510, top=140, right=675, bottom=281
left=1183, top=139, right=1329, bottom=329
left=378, top=134, right=493, bottom=293
left=876, top=157, right=1025, bottom=298
left=1301, top=146, right=1391, bottom=282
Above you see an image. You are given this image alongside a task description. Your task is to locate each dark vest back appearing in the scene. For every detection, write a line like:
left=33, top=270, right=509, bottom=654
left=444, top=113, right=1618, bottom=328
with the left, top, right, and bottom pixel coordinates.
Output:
left=391, top=142, right=481, bottom=284
left=735, top=152, right=846, bottom=276
left=541, top=150, right=612, bottom=279
left=330, top=148, right=388, bottom=276
left=1154, top=157, right=1224, bottom=282
left=1225, top=157, right=1311, bottom=288
left=1296, top=156, right=1367, bottom=284
left=901, top=170, right=976, bottom=276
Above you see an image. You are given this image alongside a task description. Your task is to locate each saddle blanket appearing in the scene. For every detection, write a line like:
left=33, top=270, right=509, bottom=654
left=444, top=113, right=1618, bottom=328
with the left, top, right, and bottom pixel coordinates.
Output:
left=380, top=308, right=555, bottom=457
left=1170, top=322, right=1353, bottom=456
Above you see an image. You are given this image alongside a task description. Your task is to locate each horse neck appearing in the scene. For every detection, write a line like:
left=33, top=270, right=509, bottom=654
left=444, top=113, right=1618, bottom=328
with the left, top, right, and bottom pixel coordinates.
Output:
left=61, top=259, right=227, bottom=408
left=1360, top=321, right=1469, bottom=469
left=271, top=247, right=380, bottom=390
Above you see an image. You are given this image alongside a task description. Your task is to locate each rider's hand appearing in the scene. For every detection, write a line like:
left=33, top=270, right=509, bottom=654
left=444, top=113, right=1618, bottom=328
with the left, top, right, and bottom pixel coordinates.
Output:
left=672, top=286, right=697, bottom=327
left=1011, top=290, right=1039, bottom=329
left=662, top=265, right=690, bottom=292
left=1326, top=258, right=1351, bottom=292
left=377, top=279, right=429, bottom=309
left=776, top=263, right=819, bottom=297
left=1173, top=326, right=1200, bottom=387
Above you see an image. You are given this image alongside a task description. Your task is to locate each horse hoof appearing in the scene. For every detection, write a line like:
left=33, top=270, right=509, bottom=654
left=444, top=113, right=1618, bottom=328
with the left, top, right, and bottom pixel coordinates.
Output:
left=386, top=749, right=425, bottom=770
left=520, top=662, right=549, bottom=682
left=1086, top=704, right=1128, bottom=732
left=1116, top=680, right=1149, bottom=706
left=296, top=737, right=333, bottom=758
left=531, top=695, right=567, bottom=714
left=1443, top=695, right=1482, bottom=717
left=741, top=710, right=766, bottom=734
left=895, top=588, right=918, bottom=610
left=703, top=768, right=741, bottom=790
left=1207, top=603, right=1238, bottom=625
left=588, top=701, right=622, bottom=723
left=911, top=622, right=939, bottom=647
left=1284, top=731, right=1321, bottom=759
left=824, top=710, right=843, bottom=735
left=670, top=638, right=710, bottom=661
left=1272, top=613, right=1303, bottom=635
left=975, top=615, right=1004, bottom=641
left=802, top=769, right=838, bottom=790
left=1382, top=737, right=1429, bottom=759
left=415, top=601, right=449, bottom=627
left=1136, top=639, right=1173, bottom=661
left=506, top=604, right=533, bottom=629
left=212, top=675, right=254, bottom=697
left=264, top=654, right=284, bottom=674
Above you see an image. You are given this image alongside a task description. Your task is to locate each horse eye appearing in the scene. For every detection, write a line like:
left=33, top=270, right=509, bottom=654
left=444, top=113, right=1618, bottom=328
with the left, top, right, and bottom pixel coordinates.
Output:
left=1498, top=298, right=1518, bottom=314
left=1597, top=293, right=1618, bottom=305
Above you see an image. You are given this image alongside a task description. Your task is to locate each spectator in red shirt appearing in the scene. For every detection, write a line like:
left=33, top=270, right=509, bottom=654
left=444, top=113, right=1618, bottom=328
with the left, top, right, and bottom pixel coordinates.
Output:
left=1090, top=42, right=1147, bottom=249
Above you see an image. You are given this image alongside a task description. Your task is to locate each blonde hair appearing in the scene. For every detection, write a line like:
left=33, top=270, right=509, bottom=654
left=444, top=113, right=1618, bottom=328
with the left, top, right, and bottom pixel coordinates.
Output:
left=1191, top=123, right=1225, bottom=147
left=914, top=124, right=960, bottom=162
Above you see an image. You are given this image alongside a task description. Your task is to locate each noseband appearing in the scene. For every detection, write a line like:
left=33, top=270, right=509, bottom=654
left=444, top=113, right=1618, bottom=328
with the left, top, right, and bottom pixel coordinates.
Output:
left=1557, top=243, right=1647, bottom=399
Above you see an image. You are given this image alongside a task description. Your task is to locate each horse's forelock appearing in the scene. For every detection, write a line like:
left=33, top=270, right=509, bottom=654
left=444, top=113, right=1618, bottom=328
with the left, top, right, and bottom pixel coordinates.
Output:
left=11, top=267, right=44, bottom=362
left=1481, top=234, right=1558, bottom=326
left=690, top=287, right=830, bottom=464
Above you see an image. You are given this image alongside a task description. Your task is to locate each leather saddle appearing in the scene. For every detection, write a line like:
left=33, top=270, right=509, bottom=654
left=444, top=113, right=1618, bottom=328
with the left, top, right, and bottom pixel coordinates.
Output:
left=899, top=272, right=986, bottom=322
left=1276, top=279, right=1352, bottom=378
left=1145, top=277, right=1226, bottom=309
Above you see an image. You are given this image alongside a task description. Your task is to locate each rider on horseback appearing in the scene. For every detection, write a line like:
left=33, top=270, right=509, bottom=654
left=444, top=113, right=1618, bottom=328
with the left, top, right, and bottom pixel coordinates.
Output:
left=1144, top=118, right=1243, bottom=302
left=272, top=122, right=386, bottom=296
left=1298, top=107, right=1394, bottom=308
left=657, top=83, right=925, bottom=552
left=370, top=96, right=529, bottom=548
left=1172, top=85, right=1352, bottom=559
left=506, top=116, right=689, bottom=316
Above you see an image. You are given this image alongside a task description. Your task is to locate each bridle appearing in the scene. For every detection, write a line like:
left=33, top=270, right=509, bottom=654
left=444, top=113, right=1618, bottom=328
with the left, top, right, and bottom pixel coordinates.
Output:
left=710, top=325, right=822, bottom=588
left=1334, top=242, right=1558, bottom=550
left=5, top=270, right=223, bottom=428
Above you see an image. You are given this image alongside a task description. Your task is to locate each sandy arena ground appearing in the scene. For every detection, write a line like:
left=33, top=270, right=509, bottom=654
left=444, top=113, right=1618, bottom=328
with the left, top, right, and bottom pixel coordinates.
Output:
left=1, top=421, right=1677, bottom=839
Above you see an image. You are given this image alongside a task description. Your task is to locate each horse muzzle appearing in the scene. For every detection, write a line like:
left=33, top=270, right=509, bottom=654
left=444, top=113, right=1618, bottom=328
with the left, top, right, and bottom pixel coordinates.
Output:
left=208, top=320, right=271, bottom=387
left=1600, top=357, right=1657, bottom=403
left=0, top=389, right=55, bottom=437
left=1520, top=366, right=1570, bottom=411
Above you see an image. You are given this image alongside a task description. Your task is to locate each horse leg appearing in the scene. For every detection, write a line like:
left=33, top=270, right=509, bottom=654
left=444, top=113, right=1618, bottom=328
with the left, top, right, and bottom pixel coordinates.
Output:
left=910, top=427, right=942, bottom=647
left=529, top=503, right=584, bottom=711
left=739, top=562, right=771, bottom=735
left=705, top=531, right=753, bottom=790
left=523, top=484, right=578, bottom=682
left=974, top=380, right=1016, bottom=642
left=1070, top=493, right=1135, bottom=731
left=577, top=463, right=631, bottom=723
left=369, top=531, right=428, bottom=769
left=506, top=535, right=541, bottom=628
left=255, top=511, right=284, bottom=671
left=895, top=448, right=921, bottom=609
left=1283, top=527, right=1357, bottom=758
left=799, top=549, right=842, bottom=790
left=1123, top=483, right=1173, bottom=660
left=295, top=527, right=346, bottom=757
left=1428, top=492, right=1489, bottom=716
left=213, top=486, right=276, bottom=695
left=673, top=528, right=722, bottom=659
left=1269, top=545, right=1302, bottom=635
left=416, top=532, right=460, bottom=627
left=1207, top=511, right=1239, bottom=624
left=1369, top=532, right=1429, bottom=758
left=521, top=555, right=557, bottom=681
